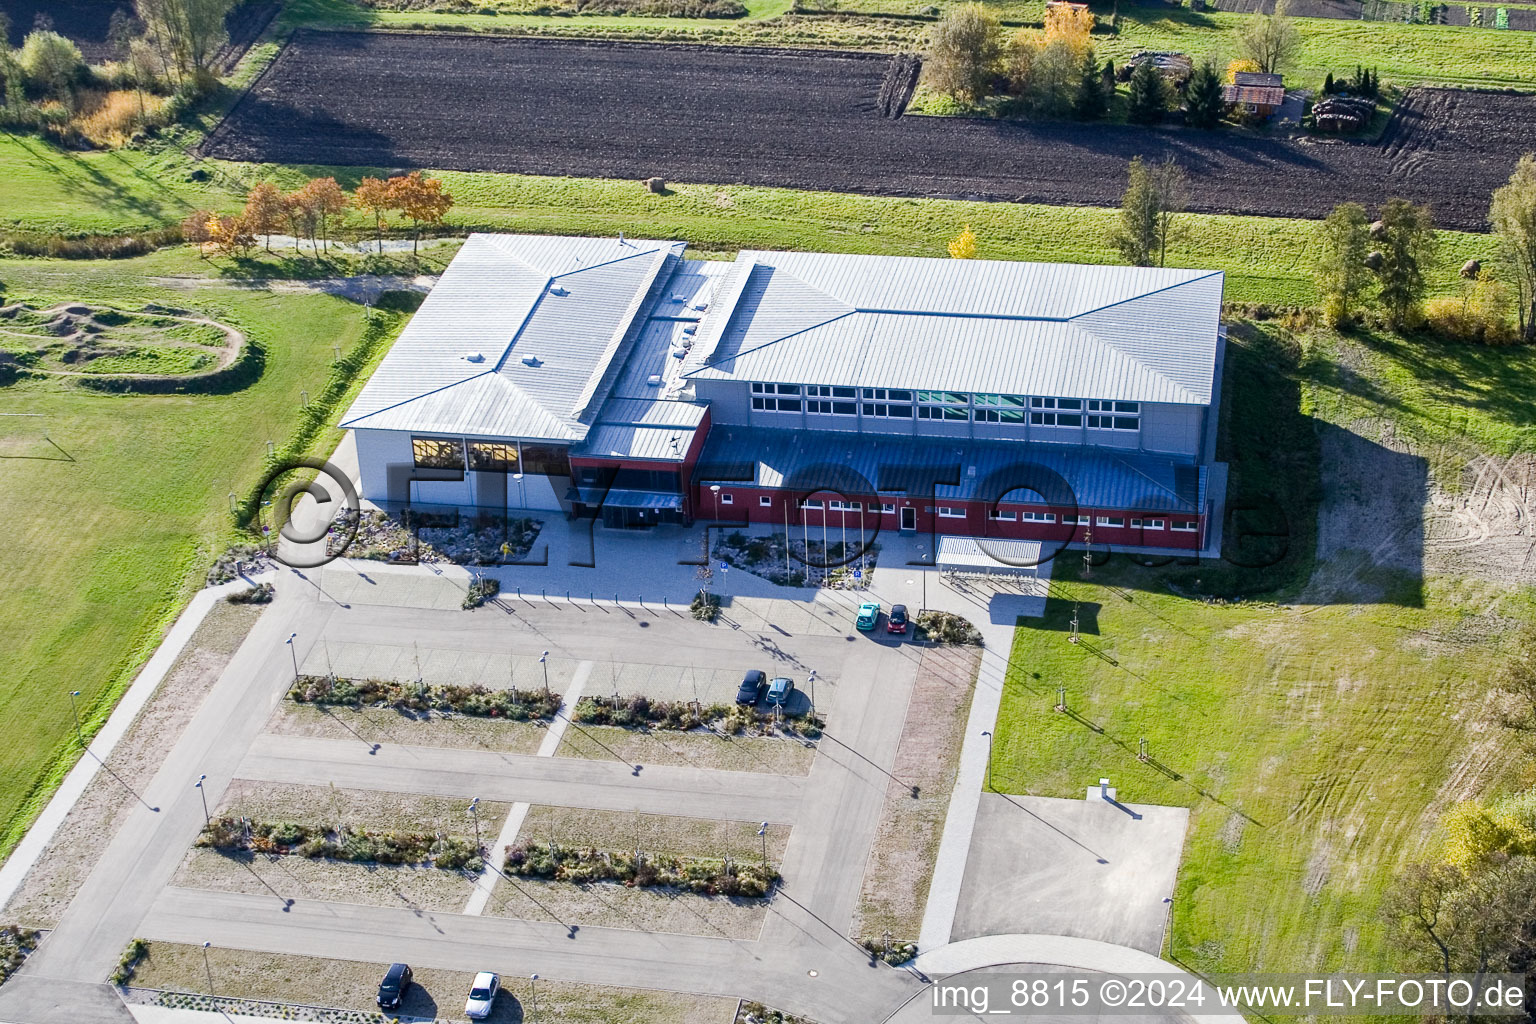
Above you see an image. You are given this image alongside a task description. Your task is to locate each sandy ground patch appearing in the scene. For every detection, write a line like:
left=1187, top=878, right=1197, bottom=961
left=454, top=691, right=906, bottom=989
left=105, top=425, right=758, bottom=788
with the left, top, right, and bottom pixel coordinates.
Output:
left=556, top=724, right=815, bottom=775
left=172, top=847, right=476, bottom=914
left=851, top=645, right=979, bottom=942
left=129, top=942, right=737, bottom=1022
left=485, top=873, right=769, bottom=941
left=3, top=602, right=264, bottom=928
left=215, top=780, right=507, bottom=835
left=516, top=806, right=789, bottom=864
left=265, top=701, right=546, bottom=755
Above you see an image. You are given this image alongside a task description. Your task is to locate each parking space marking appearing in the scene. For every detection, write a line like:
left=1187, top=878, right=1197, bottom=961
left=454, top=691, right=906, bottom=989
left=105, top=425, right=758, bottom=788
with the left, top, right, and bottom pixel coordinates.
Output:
left=463, top=660, right=594, bottom=916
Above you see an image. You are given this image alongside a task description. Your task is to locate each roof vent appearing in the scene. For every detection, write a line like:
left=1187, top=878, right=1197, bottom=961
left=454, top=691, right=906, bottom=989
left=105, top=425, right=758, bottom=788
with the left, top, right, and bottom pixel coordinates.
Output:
left=671, top=347, right=687, bottom=359
left=548, top=285, right=568, bottom=297
left=646, top=374, right=663, bottom=387
left=464, top=351, right=485, bottom=363
left=682, top=324, right=697, bottom=335
left=671, top=294, right=687, bottom=303
left=522, top=355, right=542, bottom=367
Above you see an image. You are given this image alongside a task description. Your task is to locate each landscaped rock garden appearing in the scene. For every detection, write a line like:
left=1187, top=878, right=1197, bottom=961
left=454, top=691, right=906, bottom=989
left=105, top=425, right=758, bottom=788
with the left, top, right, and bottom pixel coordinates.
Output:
left=196, top=817, right=482, bottom=872
left=505, top=843, right=779, bottom=897
left=712, top=530, right=879, bottom=589
left=327, top=508, right=542, bottom=565
left=289, top=675, right=563, bottom=720
left=572, top=693, right=822, bottom=738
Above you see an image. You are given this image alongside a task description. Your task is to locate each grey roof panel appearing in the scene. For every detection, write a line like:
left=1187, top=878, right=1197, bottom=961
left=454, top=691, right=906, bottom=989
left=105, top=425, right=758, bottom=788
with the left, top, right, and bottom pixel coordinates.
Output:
left=684, top=251, right=1223, bottom=406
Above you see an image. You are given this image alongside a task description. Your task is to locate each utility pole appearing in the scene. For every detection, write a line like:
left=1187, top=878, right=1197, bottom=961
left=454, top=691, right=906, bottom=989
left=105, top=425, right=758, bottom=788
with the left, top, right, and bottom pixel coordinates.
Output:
left=195, top=774, right=210, bottom=826
left=68, top=690, right=84, bottom=748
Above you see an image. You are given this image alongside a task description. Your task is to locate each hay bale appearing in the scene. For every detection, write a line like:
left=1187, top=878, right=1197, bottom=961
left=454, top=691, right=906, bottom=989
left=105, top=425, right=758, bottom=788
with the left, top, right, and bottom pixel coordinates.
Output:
left=1369, top=220, right=1386, bottom=238
left=644, top=177, right=667, bottom=194
left=1461, top=259, right=1481, bottom=279
left=1364, top=250, right=1383, bottom=270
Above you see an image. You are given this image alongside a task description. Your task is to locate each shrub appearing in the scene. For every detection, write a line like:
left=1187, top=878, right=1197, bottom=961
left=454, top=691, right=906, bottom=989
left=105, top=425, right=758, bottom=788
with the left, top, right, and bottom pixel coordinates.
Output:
left=3, top=224, right=183, bottom=260
left=691, top=588, right=721, bottom=622
left=109, top=937, right=149, bottom=985
left=225, top=582, right=274, bottom=604
left=916, top=610, right=985, bottom=645
left=1424, top=297, right=1519, bottom=345
left=462, top=576, right=500, bottom=609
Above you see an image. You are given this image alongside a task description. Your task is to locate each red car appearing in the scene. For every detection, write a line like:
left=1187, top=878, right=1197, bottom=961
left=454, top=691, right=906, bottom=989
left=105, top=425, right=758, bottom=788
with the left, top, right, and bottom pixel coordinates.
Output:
left=886, top=604, right=909, bottom=634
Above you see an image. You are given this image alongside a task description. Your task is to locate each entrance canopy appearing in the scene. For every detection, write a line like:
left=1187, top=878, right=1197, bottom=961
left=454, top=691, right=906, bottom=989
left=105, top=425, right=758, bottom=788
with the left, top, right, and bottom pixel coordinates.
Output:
left=936, top=537, right=1043, bottom=575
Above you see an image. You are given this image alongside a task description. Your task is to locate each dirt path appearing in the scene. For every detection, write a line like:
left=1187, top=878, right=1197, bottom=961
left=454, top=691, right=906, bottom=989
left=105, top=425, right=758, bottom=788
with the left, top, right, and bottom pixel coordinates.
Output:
left=145, top=273, right=439, bottom=304
left=2, top=302, right=247, bottom=381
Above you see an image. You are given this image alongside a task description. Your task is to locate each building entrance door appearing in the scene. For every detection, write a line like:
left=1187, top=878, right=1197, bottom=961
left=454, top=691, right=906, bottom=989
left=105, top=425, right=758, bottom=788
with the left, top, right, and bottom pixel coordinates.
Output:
left=899, top=505, right=917, bottom=532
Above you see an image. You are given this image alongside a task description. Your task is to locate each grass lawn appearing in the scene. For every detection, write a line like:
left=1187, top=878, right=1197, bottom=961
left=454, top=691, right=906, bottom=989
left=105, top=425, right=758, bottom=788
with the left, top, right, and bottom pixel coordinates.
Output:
left=0, top=253, right=410, bottom=861
left=0, top=132, right=1500, bottom=309
left=987, top=319, right=1536, bottom=974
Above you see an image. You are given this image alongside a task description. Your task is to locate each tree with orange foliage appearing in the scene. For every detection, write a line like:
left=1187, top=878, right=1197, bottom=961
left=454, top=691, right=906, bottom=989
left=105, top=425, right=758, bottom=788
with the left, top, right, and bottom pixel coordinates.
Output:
left=353, top=176, right=395, bottom=254
left=387, top=172, right=454, bottom=255
left=294, top=177, right=348, bottom=254
left=182, top=209, right=214, bottom=258
left=1042, top=3, right=1095, bottom=57
left=283, top=186, right=317, bottom=254
left=1225, top=57, right=1260, bottom=83
left=209, top=213, right=257, bottom=260
left=242, top=181, right=286, bottom=253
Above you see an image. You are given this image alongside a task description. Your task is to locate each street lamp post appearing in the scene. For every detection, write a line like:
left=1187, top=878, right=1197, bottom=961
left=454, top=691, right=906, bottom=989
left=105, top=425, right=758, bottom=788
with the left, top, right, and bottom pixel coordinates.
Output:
left=195, top=774, right=210, bottom=826
left=981, top=730, right=994, bottom=790
left=758, top=821, right=769, bottom=865
left=469, top=797, right=481, bottom=853
left=201, top=941, right=215, bottom=1002
left=807, top=670, right=816, bottom=714
left=529, top=973, right=539, bottom=1022
left=513, top=471, right=525, bottom=511
left=285, top=632, right=298, bottom=683
left=540, top=651, right=550, bottom=696
left=68, top=690, right=84, bottom=748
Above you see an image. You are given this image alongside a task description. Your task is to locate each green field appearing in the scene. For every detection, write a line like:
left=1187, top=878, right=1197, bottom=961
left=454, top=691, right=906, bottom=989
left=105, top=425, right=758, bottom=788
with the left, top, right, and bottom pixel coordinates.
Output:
left=282, top=0, right=1536, bottom=91
left=0, top=255, right=409, bottom=860
left=988, top=321, right=1536, bottom=974
left=0, top=134, right=1502, bottom=310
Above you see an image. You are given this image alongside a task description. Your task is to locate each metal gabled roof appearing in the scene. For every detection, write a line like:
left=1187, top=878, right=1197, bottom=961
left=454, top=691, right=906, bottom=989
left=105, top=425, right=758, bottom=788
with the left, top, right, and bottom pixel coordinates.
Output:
left=340, top=233, right=684, bottom=440
left=684, top=251, right=1223, bottom=406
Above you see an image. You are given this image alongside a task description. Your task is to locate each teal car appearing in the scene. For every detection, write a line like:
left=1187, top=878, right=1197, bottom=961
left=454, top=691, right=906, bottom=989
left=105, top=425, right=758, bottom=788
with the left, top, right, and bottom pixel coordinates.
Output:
left=856, top=601, right=881, bottom=631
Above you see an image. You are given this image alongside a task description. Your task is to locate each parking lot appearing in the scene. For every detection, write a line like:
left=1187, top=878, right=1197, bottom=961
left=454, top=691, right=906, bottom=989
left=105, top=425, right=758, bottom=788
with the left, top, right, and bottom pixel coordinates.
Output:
left=5, top=558, right=938, bottom=1023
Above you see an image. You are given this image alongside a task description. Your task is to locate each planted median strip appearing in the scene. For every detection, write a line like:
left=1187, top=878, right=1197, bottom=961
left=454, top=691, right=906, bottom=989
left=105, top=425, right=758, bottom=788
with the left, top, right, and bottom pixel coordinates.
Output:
left=196, top=817, right=484, bottom=873
left=288, top=675, right=563, bottom=720
left=572, top=694, right=823, bottom=738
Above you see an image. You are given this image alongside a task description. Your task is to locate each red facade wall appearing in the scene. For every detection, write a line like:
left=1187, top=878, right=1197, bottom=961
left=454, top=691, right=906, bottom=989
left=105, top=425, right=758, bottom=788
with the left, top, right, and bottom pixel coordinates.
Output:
left=693, top=484, right=1204, bottom=551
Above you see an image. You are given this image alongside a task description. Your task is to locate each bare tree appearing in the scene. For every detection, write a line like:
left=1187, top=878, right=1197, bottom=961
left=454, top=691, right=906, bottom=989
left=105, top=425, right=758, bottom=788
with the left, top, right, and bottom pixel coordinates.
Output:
left=1236, top=2, right=1300, bottom=75
left=135, top=0, right=234, bottom=83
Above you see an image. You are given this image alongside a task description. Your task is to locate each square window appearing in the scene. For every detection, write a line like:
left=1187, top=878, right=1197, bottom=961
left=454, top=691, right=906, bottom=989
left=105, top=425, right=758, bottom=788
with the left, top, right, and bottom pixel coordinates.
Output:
left=881, top=503, right=896, bottom=514
left=721, top=493, right=733, bottom=505
left=760, top=495, right=772, bottom=507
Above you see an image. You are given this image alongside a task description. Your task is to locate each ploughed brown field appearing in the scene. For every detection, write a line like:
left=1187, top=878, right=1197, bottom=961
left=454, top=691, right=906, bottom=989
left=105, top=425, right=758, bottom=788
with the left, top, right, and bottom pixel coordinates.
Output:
left=203, top=30, right=1536, bottom=229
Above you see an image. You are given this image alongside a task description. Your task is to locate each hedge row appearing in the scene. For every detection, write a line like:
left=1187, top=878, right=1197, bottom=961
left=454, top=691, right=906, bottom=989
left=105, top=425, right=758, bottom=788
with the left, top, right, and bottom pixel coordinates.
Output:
left=572, top=694, right=822, bottom=736
left=505, top=842, right=779, bottom=898
left=197, top=816, right=482, bottom=871
left=288, top=675, right=562, bottom=720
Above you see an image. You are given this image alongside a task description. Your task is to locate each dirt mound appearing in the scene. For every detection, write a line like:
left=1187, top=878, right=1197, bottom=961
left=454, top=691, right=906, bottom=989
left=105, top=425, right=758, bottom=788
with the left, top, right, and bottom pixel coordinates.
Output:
left=876, top=52, right=921, bottom=118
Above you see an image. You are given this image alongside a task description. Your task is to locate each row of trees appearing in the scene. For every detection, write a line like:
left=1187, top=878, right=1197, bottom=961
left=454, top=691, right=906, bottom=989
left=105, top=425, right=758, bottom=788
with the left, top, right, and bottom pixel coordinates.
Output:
left=185, top=172, right=456, bottom=259
left=954, top=148, right=1536, bottom=344
left=1313, top=154, right=1536, bottom=341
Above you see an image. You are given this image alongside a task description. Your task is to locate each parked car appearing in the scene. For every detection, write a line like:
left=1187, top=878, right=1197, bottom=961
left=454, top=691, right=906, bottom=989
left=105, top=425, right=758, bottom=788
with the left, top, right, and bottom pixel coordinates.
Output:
left=465, top=971, right=499, bottom=1020
left=376, top=963, right=412, bottom=1010
left=736, top=668, right=766, bottom=705
left=766, top=676, right=794, bottom=706
left=886, top=604, right=909, bottom=635
left=856, top=601, right=881, bottom=631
